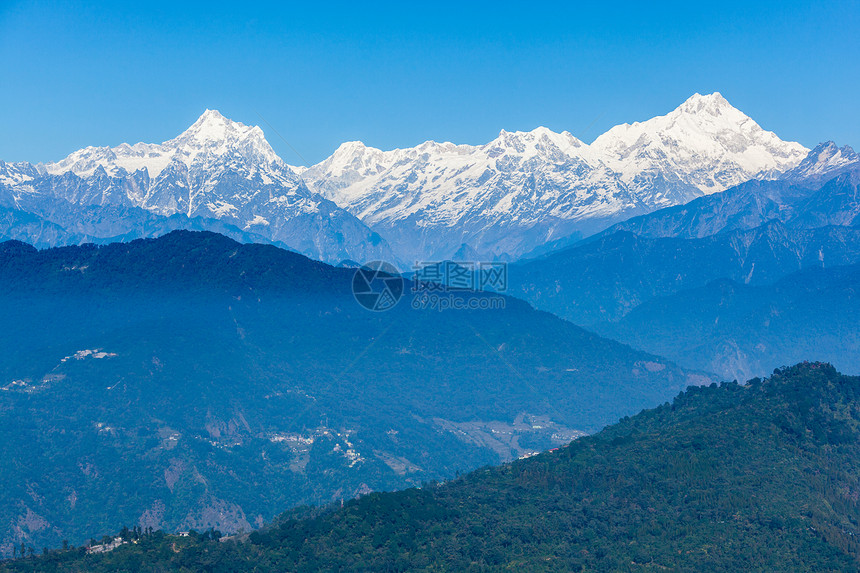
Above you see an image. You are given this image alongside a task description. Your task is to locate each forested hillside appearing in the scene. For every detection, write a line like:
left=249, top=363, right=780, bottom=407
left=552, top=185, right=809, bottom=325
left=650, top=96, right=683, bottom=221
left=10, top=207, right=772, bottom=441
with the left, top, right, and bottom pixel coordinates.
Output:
left=6, top=363, right=859, bottom=572
left=0, top=231, right=700, bottom=554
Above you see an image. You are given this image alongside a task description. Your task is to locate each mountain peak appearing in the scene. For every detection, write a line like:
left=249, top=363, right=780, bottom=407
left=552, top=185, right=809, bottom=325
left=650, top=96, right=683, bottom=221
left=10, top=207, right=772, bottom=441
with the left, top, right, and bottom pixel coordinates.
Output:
left=809, top=140, right=858, bottom=159
left=492, top=126, right=585, bottom=154
left=333, top=141, right=369, bottom=155
left=198, top=108, right=227, bottom=121
left=43, top=109, right=283, bottom=180
left=781, top=140, right=860, bottom=182
left=676, top=92, right=734, bottom=115
left=159, top=109, right=287, bottom=172
left=173, top=109, right=265, bottom=146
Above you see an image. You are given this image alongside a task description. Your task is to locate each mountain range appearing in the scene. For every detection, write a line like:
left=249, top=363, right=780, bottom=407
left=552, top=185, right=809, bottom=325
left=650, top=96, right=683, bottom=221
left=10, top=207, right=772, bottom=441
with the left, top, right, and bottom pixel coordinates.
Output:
left=2, top=96, right=851, bottom=383
left=511, top=219, right=860, bottom=323
left=499, top=149, right=860, bottom=379
left=601, top=142, right=860, bottom=240
left=0, top=94, right=858, bottom=566
left=0, top=230, right=709, bottom=555
left=0, top=93, right=830, bottom=264
left=299, top=92, right=809, bottom=261
left=0, top=112, right=395, bottom=264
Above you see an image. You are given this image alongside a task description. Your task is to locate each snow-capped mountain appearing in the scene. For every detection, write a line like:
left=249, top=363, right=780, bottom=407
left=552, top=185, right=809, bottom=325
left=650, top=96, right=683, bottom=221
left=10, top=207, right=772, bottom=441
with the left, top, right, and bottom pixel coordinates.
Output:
left=300, top=93, right=809, bottom=262
left=0, top=96, right=823, bottom=265
left=598, top=142, right=859, bottom=241
left=590, top=93, right=807, bottom=198
left=299, top=132, right=639, bottom=262
left=0, top=111, right=396, bottom=264
left=780, top=141, right=860, bottom=184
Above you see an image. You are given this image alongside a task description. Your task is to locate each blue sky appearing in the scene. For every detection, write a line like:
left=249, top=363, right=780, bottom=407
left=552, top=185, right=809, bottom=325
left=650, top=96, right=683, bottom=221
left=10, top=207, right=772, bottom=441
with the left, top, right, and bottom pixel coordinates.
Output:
left=1, top=0, right=857, bottom=165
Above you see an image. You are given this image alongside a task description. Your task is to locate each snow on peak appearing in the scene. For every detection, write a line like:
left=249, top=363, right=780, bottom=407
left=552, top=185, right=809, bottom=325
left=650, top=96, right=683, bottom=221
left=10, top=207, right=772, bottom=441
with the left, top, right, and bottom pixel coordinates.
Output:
left=314, top=91, right=804, bottom=211
left=165, top=109, right=281, bottom=169
left=45, top=110, right=285, bottom=179
left=781, top=141, right=859, bottom=180
left=332, top=141, right=369, bottom=156
left=318, top=141, right=389, bottom=178
left=296, top=91, right=815, bottom=261
left=676, top=92, right=732, bottom=115
left=170, top=109, right=266, bottom=148
left=591, top=92, right=808, bottom=194
left=486, top=126, right=587, bottom=160
left=808, top=141, right=858, bottom=165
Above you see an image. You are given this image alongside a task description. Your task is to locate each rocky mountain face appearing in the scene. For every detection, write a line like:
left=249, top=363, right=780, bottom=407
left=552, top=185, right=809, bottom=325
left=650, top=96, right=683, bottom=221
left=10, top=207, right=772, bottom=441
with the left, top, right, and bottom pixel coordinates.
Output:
left=780, top=141, right=860, bottom=184
left=0, top=194, right=292, bottom=251
left=602, top=143, right=859, bottom=240
left=300, top=93, right=808, bottom=262
left=0, top=111, right=396, bottom=264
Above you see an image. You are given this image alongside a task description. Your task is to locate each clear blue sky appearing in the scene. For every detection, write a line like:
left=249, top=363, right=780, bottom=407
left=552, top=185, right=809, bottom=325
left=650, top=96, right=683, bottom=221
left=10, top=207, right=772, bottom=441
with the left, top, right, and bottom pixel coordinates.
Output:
left=1, top=0, right=857, bottom=166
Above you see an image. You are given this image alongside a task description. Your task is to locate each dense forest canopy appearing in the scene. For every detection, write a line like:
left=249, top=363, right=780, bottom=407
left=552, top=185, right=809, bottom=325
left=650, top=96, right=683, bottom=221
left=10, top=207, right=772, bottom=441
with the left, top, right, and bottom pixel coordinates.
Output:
left=4, top=362, right=859, bottom=572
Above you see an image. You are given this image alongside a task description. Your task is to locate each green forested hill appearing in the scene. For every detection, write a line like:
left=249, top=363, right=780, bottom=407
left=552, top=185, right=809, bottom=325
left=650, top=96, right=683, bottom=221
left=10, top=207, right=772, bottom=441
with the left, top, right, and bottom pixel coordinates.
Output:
left=7, top=362, right=860, bottom=572
left=0, top=231, right=700, bottom=555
